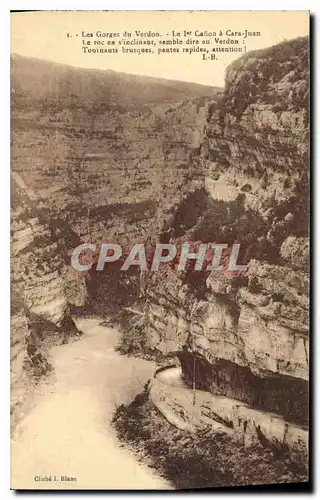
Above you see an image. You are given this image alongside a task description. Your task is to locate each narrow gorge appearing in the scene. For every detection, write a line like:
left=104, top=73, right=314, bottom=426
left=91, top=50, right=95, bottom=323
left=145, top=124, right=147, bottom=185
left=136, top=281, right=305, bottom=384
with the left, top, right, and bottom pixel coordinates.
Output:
left=11, top=36, right=309, bottom=488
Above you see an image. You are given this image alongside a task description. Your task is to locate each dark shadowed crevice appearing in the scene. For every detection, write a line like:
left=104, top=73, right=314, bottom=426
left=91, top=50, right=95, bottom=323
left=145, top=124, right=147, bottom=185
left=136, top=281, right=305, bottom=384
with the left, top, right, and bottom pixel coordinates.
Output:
left=178, top=351, right=308, bottom=427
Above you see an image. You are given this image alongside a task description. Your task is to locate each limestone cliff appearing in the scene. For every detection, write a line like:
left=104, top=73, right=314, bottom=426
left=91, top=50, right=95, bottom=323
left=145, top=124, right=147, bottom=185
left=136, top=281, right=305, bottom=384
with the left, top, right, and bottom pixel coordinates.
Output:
left=11, top=37, right=309, bottom=453
left=11, top=56, right=220, bottom=421
left=11, top=177, right=85, bottom=423
left=139, top=37, right=309, bottom=437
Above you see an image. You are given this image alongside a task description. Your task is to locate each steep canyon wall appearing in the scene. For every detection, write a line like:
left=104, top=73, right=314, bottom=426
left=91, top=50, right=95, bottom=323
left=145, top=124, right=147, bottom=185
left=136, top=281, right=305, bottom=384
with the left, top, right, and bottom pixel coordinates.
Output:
left=11, top=37, right=309, bottom=446
left=141, top=37, right=309, bottom=439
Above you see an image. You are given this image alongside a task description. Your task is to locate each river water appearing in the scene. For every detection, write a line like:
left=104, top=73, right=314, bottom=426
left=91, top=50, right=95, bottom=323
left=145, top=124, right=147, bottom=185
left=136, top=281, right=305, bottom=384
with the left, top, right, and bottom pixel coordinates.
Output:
left=11, top=318, right=172, bottom=490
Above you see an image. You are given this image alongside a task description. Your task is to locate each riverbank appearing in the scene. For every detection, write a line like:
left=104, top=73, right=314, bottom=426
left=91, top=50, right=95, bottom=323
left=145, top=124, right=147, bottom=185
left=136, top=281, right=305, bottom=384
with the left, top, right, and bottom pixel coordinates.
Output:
left=112, top=389, right=308, bottom=489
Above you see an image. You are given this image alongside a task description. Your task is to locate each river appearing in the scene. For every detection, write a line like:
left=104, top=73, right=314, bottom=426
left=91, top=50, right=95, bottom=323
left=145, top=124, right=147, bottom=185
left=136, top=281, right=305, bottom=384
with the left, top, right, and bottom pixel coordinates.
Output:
left=11, top=318, right=172, bottom=490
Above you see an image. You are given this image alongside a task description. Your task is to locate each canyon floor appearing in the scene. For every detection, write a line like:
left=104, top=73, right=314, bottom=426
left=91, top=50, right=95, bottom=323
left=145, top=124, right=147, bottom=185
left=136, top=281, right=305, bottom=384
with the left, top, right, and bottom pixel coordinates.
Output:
left=10, top=318, right=172, bottom=490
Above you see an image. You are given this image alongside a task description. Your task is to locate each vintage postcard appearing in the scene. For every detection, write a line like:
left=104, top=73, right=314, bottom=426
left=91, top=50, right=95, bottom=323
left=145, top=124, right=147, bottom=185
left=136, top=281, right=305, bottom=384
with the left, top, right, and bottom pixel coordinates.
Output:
left=10, top=10, right=310, bottom=490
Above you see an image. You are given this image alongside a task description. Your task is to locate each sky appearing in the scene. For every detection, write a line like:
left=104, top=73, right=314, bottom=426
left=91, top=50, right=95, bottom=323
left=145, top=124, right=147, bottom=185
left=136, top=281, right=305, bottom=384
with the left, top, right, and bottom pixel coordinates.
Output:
left=11, top=11, right=309, bottom=87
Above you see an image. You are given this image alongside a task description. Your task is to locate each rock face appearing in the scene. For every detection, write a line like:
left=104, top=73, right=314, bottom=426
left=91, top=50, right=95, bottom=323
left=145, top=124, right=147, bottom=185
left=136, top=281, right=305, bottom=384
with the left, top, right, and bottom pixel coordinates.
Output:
left=11, top=172, right=87, bottom=321
left=141, top=37, right=309, bottom=449
left=148, top=367, right=308, bottom=463
left=11, top=55, right=221, bottom=422
left=11, top=298, right=32, bottom=427
left=11, top=36, right=309, bottom=456
left=11, top=176, right=85, bottom=424
left=202, top=37, right=308, bottom=215
left=11, top=54, right=220, bottom=244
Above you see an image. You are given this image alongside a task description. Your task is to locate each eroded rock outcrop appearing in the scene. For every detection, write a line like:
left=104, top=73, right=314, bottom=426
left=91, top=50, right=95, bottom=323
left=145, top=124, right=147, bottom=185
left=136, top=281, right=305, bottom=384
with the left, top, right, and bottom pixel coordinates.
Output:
left=11, top=56, right=220, bottom=422
left=11, top=38, right=309, bottom=457
left=140, top=37, right=309, bottom=453
left=148, top=367, right=308, bottom=462
left=10, top=180, right=85, bottom=424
